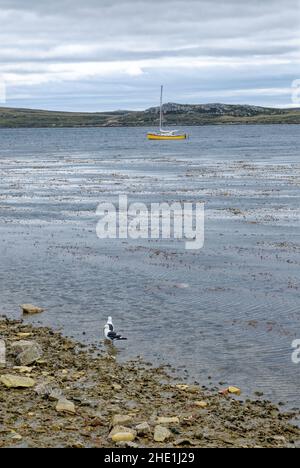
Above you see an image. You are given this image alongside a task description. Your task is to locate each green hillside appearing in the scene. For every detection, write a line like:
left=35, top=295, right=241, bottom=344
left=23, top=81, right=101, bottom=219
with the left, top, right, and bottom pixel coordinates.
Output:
left=0, top=103, right=299, bottom=128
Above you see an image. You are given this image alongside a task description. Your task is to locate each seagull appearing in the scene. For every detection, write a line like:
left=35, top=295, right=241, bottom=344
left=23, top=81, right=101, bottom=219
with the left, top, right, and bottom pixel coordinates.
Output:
left=104, top=316, right=127, bottom=343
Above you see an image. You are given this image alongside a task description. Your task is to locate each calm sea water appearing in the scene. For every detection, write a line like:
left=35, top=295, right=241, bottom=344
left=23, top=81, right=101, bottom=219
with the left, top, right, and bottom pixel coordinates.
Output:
left=0, top=125, right=300, bottom=408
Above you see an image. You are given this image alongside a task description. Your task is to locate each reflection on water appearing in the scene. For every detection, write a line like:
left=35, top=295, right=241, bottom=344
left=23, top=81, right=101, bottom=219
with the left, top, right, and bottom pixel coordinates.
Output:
left=0, top=125, right=300, bottom=408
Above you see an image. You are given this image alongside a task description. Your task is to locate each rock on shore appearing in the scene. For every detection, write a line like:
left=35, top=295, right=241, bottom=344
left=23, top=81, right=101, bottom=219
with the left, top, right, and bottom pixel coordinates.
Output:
left=20, top=305, right=44, bottom=315
left=0, top=374, right=35, bottom=388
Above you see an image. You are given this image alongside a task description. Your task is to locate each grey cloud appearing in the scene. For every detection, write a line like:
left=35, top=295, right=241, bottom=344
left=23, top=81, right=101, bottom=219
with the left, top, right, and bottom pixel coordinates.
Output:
left=0, top=0, right=299, bottom=110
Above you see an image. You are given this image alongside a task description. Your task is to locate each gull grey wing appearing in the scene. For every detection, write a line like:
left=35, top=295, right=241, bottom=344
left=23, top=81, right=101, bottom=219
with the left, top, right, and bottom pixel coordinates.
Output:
left=107, top=331, right=117, bottom=338
left=107, top=331, right=127, bottom=341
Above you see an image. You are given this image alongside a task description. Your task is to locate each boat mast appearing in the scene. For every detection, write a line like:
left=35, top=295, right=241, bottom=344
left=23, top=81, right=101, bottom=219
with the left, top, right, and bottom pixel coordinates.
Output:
left=160, top=85, right=163, bottom=131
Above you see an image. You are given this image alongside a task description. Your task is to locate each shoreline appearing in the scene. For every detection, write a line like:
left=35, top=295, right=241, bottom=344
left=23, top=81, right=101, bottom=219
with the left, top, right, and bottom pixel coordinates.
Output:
left=0, top=123, right=300, bottom=130
left=0, top=316, right=299, bottom=448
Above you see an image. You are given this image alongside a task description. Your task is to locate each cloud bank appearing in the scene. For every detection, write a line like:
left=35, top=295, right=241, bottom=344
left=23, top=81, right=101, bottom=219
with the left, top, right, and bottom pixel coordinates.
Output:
left=0, top=0, right=299, bottom=110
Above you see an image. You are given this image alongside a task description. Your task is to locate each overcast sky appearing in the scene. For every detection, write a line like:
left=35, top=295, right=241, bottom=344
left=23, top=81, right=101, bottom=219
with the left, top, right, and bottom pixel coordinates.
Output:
left=0, top=0, right=299, bottom=111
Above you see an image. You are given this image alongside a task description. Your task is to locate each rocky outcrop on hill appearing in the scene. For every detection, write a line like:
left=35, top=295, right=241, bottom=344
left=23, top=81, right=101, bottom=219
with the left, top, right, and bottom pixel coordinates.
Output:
left=146, top=102, right=287, bottom=117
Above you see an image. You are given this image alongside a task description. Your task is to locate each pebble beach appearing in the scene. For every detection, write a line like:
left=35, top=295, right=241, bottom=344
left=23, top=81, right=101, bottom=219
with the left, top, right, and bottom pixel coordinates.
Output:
left=0, top=316, right=299, bottom=448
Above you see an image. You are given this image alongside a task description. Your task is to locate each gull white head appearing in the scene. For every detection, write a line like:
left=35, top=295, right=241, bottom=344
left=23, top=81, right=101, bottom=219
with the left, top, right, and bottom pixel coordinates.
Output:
left=107, top=316, right=113, bottom=325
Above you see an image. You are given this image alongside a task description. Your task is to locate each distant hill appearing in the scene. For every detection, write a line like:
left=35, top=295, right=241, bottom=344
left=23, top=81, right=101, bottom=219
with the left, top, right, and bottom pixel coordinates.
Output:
left=0, top=103, right=299, bottom=128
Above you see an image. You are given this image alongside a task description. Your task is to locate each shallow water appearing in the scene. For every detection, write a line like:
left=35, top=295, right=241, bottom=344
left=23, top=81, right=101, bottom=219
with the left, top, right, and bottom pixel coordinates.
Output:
left=0, top=125, right=300, bottom=408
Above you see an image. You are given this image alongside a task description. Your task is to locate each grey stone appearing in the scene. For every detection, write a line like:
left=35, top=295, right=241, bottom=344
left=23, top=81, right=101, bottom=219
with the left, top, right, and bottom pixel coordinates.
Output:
left=35, top=382, right=63, bottom=401
left=56, top=398, right=76, bottom=415
left=35, top=382, right=54, bottom=397
left=136, top=422, right=151, bottom=436
left=154, top=425, right=172, bottom=442
left=16, top=343, right=43, bottom=366
left=11, top=340, right=35, bottom=354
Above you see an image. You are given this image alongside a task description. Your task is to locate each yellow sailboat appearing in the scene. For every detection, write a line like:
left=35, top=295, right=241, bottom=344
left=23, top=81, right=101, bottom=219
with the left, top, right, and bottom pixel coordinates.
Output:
left=147, top=86, right=187, bottom=140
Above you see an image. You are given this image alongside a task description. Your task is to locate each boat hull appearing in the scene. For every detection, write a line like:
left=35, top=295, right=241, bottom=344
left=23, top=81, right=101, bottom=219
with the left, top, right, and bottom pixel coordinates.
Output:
left=147, top=133, right=187, bottom=140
